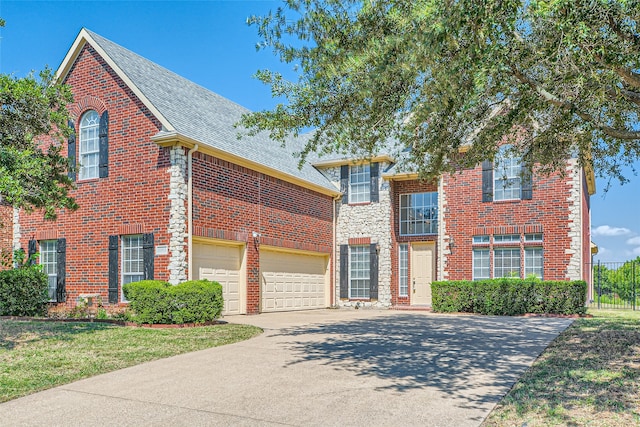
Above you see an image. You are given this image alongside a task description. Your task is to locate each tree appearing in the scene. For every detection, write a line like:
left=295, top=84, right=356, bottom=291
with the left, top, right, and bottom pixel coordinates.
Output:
left=1, top=67, right=77, bottom=219
left=241, top=0, right=640, bottom=182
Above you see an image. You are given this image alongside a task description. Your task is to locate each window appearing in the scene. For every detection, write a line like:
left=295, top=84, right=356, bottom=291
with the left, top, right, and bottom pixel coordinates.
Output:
left=473, top=249, right=490, bottom=280
left=494, top=248, right=521, bottom=278
left=525, top=233, right=543, bottom=242
left=399, top=244, right=409, bottom=297
left=122, top=235, right=144, bottom=287
left=494, top=234, right=520, bottom=244
left=525, top=248, right=543, bottom=279
left=349, top=164, right=370, bottom=204
left=494, top=145, right=521, bottom=201
left=349, top=245, right=370, bottom=299
left=473, top=235, right=490, bottom=244
left=399, top=192, right=438, bottom=235
left=79, top=110, right=100, bottom=180
left=40, top=240, right=57, bottom=301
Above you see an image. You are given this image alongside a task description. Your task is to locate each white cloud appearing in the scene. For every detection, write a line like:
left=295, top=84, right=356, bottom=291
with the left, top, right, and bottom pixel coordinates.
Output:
left=633, top=247, right=640, bottom=257
left=597, top=247, right=610, bottom=255
left=592, top=225, right=632, bottom=237
left=626, top=236, right=640, bottom=245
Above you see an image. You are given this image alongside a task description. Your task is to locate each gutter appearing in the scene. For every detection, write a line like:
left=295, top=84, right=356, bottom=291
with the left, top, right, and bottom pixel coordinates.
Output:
left=187, top=144, right=199, bottom=280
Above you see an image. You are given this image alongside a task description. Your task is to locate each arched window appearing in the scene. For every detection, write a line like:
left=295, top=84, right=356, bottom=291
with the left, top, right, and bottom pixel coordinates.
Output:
left=79, top=110, right=100, bottom=180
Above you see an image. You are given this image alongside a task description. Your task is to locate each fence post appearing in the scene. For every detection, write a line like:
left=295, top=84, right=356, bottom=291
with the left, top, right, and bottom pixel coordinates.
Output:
left=597, top=260, right=601, bottom=309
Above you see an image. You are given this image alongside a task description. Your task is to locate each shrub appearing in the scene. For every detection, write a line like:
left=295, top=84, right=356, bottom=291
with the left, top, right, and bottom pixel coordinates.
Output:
left=0, top=266, right=49, bottom=316
left=123, top=279, right=223, bottom=324
left=432, top=279, right=587, bottom=315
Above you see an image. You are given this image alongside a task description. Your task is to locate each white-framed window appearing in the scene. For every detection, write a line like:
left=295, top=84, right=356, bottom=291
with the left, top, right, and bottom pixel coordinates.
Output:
left=399, top=192, right=438, bottom=236
left=524, top=233, right=543, bottom=242
left=79, top=110, right=100, bottom=180
left=494, top=234, right=520, bottom=244
left=494, top=145, right=521, bottom=201
left=399, top=244, right=409, bottom=297
left=473, top=235, right=490, bottom=244
left=349, top=245, right=370, bottom=299
left=349, top=164, right=371, bottom=204
left=122, top=235, right=144, bottom=292
left=40, top=240, right=57, bottom=301
left=524, top=248, right=543, bottom=279
left=473, top=248, right=490, bottom=280
left=494, top=248, right=521, bottom=278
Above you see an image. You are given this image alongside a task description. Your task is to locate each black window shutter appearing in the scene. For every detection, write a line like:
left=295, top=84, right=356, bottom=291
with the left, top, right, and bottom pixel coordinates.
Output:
left=56, top=238, right=67, bottom=302
left=481, top=161, right=493, bottom=202
left=521, top=166, right=533, bottom=200
left=340, top=165, right=349, bottom=204
left=99, top=111, right=109, bottom=178
left=369, top=243, right=378, bottom=300
left=143, top=233, right=154, bottom=280
left=108, top=235, right=119, bottom=303
left=339, top=244, right=348, bottom=299
left=27, top=240, right=37, bottom=265
left=370, top=162, right=379, bottom=203
left=67, top=120, right=76, bottom=181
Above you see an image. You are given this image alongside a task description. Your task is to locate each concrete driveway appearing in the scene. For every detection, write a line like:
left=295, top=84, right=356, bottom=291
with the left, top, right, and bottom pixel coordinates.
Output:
left=0, top=310, right=572, bottom=426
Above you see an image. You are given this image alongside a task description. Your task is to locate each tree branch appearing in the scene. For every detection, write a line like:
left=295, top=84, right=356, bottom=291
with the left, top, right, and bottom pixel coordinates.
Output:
left=511, top=66, right=640, bottom=140
left=606, top=86, right=640, bottom=106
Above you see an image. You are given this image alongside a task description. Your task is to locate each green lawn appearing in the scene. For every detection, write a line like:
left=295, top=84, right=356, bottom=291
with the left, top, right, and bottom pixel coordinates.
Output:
left=483, top=309, right=640, bottom=426
left=0, top=320, right=262, bottom=403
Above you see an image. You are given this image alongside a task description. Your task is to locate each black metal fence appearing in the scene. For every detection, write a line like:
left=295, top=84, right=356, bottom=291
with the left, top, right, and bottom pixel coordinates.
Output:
left=589, top=261, right=639, bottom=310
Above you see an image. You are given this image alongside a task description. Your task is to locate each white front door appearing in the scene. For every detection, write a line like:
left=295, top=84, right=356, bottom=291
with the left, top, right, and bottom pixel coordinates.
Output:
left=411, top=242, right=435, bottom=305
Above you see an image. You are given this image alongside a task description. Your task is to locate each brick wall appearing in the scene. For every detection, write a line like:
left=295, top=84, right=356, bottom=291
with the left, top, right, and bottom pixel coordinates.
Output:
left=18, top=44, right=172, bottom=305
left=191, top=152, right=333, bottom=313
left=442, top=165, right=574, bottom=281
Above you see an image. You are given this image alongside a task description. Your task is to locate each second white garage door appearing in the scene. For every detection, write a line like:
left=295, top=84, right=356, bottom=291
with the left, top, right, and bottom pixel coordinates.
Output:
left=193, top=242, right=244, bottom=315
left=260, top=249, right=328, bottom=312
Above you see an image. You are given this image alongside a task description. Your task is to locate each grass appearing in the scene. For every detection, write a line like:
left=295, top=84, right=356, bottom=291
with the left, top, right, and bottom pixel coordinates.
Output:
left=0, top=320, right=262, bottom=403
left=483, top=309, right=640, bottom=426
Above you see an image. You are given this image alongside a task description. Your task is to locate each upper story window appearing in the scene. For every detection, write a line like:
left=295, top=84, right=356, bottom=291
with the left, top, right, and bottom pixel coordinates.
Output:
left=400, top=192, right=438, bottom=236
left=494, top=145, right=521, bottom=201
left=79, top=110, right=100, bottom=180
left=349, top=164, right=371, bottom=204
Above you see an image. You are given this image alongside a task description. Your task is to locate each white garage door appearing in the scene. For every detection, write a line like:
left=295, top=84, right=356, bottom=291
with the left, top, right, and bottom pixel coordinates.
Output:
left=193, top=242, right=243, bottom=315
left=261, top=249, right=328, bottom=312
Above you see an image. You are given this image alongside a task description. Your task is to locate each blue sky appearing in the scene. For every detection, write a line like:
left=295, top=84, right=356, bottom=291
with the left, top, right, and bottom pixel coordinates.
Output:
left=1, top=0, right=638, bottom=263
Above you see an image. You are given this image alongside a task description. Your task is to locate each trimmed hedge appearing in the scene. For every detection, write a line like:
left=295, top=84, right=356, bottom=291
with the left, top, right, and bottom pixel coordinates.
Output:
left=0, top=267, right=49, bottom=316
left=432, top=279, right=587, bottom=315
left=123, top=279, right=223, bottom=324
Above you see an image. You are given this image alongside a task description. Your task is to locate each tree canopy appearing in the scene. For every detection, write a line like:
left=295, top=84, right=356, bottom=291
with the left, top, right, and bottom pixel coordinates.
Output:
left=0, top=68, right=77, bottom=219
left=241, top=0, right=640, bottom=182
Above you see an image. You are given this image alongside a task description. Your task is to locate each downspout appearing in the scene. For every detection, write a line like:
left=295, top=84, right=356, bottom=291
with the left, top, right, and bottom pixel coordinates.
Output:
left=332, top=194, right=341, bottom=307
left=187, top=144, right=199, bottom=280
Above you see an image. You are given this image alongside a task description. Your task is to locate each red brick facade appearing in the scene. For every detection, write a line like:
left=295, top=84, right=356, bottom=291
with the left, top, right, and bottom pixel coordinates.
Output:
left=14, top=41, right=334, bottom=313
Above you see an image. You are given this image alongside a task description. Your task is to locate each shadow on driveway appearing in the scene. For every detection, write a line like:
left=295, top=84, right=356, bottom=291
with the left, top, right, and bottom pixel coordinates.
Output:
left=273, top=313, right=571, bottom=410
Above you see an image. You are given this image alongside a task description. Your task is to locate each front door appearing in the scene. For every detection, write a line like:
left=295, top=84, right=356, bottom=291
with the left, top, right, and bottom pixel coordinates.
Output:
left=411, top=242, right=435, bottom=305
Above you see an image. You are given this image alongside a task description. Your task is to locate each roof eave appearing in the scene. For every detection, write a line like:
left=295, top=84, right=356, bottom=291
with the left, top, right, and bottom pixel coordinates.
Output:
left=312, top=154, right=395, bottom=168
left=152, top=132, right=341, bottom=197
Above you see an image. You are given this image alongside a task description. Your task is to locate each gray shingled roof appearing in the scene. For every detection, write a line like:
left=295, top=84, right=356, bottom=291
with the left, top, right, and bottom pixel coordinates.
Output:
left=83, top=29, right=336, bottom=192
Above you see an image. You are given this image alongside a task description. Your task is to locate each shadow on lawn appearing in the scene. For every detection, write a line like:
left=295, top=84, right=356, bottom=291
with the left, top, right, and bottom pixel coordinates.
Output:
left=274, top=314, right=572, bottom=411
left=0, top=320, right=116, bottom=350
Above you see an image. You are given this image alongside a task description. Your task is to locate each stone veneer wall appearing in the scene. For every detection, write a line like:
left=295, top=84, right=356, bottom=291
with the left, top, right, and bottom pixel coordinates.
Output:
left=321, top=164, right=393, bottom=308
left=565, top=159, right=584, bottom=280
left=167, top=146, right=188, bottom=284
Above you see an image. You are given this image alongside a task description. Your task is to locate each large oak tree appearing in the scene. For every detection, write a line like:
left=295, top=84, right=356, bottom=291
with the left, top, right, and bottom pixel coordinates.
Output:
left=241, top=0, right=640, bottom=182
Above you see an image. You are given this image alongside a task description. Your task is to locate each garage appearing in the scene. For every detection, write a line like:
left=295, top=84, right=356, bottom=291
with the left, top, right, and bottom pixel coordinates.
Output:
left=260, top=248, right=329, bottom=312
left=193, top=241, right=245, bottom=315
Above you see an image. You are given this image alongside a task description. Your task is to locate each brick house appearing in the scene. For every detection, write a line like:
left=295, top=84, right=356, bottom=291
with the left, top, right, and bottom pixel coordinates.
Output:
left=7, top=29, right=595, bottom=314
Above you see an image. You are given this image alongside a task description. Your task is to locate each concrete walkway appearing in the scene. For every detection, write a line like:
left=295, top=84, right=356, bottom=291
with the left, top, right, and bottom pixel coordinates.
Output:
left=0, top=310, right=572, bottom=426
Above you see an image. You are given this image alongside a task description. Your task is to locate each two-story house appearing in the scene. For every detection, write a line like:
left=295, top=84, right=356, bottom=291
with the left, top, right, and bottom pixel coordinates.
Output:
left=5, top=29, right=594, bottom=315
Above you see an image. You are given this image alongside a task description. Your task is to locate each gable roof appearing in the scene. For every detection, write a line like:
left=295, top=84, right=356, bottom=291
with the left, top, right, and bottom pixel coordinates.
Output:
left=56, top=28, right=338, bottom=195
